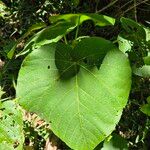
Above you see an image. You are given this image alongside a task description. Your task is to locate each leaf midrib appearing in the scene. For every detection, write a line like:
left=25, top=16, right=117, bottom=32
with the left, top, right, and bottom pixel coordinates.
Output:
left=75, top=74, right=89, bottom=149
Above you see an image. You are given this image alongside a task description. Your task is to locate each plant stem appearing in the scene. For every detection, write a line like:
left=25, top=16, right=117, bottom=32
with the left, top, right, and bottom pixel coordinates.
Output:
left=64, top=35, right=68, bottom=44
left=123, top=0, right=149, bottom=15
left=96, top=0, right=118, bottom=13
left=75, top=16, right=80, bottom=40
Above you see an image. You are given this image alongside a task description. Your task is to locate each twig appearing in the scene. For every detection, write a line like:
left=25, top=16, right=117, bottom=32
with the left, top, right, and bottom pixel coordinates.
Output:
left=96, top=0, right=118, bottom=13
left=95, top=0, right=100, bottom=13
left=119, top=0, right=133, bottom=10
left=123, top=0, right=149, bottom=15
left=133, top=0, right=137, bottom=21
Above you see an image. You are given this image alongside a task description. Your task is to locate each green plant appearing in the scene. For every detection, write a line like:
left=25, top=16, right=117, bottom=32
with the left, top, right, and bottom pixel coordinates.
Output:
left=1, top=12, right=150, bottom=149
left=16, top=13, right=132, bottom=150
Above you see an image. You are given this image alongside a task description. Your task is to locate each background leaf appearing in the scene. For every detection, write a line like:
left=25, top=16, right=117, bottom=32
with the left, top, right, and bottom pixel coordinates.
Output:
left=0, top=1, right=9, bottom=18
left=102, top=134, right=128, bottom=150
left=0, top=87, right=5, bottom=98
left=120, top=17, right=149, bottom=68
left=0, top=100, right=24, bottom=150
left=120, top=17, right=146, bottom=39
left=16, top=22, right=76, bottom=57
left=133, top=65, right=150, bottom=77
left=49, top=13, right=115, bottom=27
left=7, top=22, right=46, bottom=59
left=117, top=35, right=132, bottom=53
left=141, top=97, right=150, bottom=116
left=144, top=54, right=150, bottom=65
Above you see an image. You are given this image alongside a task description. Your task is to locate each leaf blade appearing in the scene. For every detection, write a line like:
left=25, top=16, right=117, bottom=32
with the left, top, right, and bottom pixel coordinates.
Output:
left=49, top=13, right=115, bottom=27
left=16, top=44, right=131, bottom=150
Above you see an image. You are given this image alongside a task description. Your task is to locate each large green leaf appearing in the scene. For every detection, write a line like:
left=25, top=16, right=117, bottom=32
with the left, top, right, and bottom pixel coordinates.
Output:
left=32, top=22, right=76, bottom=47
left=16, top=22, right=76, bottom=57
left=16, top=44, right=131, bottom=149
left=0, top=100, right=24, bottom=150
left=49, top=13, right=115, bottom=27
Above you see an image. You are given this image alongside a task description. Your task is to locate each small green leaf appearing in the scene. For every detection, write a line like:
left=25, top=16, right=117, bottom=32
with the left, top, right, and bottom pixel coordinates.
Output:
left=25, top=22, right=46, bottom=35
left=144, top=27, right=150, bottom=42
left=71, top=0, right=80, bottom=6
left=0, top=100, right=24, bottom=150
left=117, top=35, right=132, bottom=53
left=141, top=97, right=150, bottom=116
left=144, top=54, right=150, bottom=65
left=7, top=42, right=18, bottom=59
left=49, top=13, right=115, bottom=27
left=133, top=65, right=150, bottom=77
left=0, top=1, right=9, bottom=18
left=0, top=87, right=5, bottom=98
left=102, top=134, right=128, bottom=150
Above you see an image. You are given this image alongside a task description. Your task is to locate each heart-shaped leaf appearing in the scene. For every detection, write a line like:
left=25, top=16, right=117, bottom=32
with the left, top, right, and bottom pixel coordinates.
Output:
left=16, top=44, right=131, bottom=149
